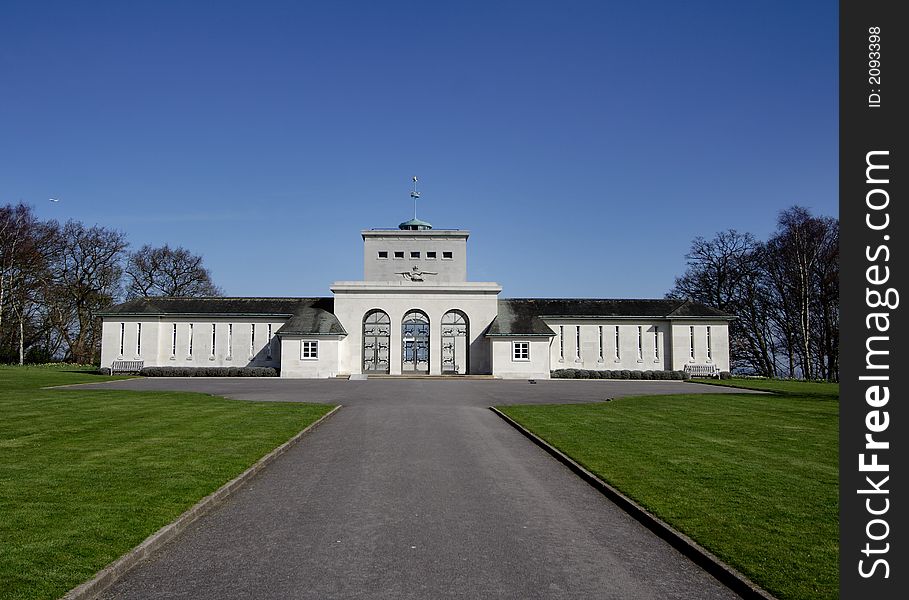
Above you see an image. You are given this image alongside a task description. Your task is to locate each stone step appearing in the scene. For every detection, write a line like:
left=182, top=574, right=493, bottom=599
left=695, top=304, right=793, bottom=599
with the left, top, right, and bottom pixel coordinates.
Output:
left=360, top=374, right=496, bottom=380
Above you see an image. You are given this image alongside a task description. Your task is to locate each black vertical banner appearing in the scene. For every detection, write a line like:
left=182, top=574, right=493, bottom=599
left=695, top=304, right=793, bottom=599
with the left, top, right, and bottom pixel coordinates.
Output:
left=840, top=0, right=906, bottom=598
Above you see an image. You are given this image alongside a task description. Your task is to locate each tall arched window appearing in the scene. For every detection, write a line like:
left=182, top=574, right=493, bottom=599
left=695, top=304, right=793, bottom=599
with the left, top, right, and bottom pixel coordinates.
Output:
left=441, top=310, right=469, bottom=374
left=362, top=310, right=391, bottom=373
left=401, top=310, right=430, bottom=374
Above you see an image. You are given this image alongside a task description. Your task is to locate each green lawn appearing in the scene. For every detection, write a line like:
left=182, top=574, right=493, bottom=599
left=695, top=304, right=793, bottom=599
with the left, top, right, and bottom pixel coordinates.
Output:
left=499, top=380, right=838, bottom=600
left=0, top=365, right=333, bottom=600
left=693, top=376, right=840, bottom=399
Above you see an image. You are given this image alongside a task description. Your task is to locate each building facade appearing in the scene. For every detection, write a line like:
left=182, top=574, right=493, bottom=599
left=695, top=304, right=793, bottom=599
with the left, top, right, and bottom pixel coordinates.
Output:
left=100, top=219, right=732, bottom=379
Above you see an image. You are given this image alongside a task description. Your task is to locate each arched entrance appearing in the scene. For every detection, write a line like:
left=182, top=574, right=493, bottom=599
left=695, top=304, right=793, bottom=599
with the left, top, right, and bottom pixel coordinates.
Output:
left=362, top=310, right=390, bottom=374
left=401, top=310, right=430, bottom=374
left=441, top=310, right=469, bottom=374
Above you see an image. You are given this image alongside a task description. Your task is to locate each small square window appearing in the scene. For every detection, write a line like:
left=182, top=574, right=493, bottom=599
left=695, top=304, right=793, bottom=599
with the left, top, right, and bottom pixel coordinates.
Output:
left=410, top=251, right=420, bottom=259
left=513, top=341, right=530, bottom=361
left=394, top=251, right=404, bottom=259
left=426, top=251, right=436, bottom=259
left=378, top=251, right=388, bottom=259
left=301, top=340, right=319, bottom=359
left=442, top=251, right=453, bottom=260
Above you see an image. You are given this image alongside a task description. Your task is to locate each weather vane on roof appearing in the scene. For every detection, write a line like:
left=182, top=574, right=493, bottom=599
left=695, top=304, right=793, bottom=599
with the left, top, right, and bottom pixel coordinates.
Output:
left=399, top=176, right=432, bottom=230
left=410, top=176, right=420, bottom=220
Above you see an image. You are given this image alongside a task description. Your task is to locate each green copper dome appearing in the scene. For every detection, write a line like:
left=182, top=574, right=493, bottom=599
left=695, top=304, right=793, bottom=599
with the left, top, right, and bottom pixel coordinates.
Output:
left=399, top=217, right=433, bottom=231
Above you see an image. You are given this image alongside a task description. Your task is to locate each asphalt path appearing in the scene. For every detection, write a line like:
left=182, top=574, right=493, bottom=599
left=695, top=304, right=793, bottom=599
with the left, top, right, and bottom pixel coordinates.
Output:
left=78, top=378, right=756, bottom=599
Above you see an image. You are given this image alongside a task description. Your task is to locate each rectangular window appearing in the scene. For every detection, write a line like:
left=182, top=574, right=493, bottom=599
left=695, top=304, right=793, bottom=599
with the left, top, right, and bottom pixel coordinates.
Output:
left=188, top=323, right=194, bottom=357
left=301, top=340, right=319, bottom=359
left=513, top=341, right=530, bottom=361
left=575, top=326, right=581, bottom=360
left=426, top=251, right=437, bottom=259
left=654, top=326, right=659, bottom=359
left=559, top=326, right=564, bottom=360
left=211, top=324, right=216, bottom=357
left=228, top=324, right=233, bottom=358
left=689, top=326, right=695, bottom=360
left=707, top=326, right=713, bottom=360
left=171, top=323, right=177, bottom=356
left=598, top=326, right=604, bottom=360
left=250, top=324, right=255, bottom=357
left=410, top=251, right=420, bottom=259
left=394, top=251, right=404, bottom=259
left=637, top=326, right=643, bottom=360
left=377, top=251, right=388, bottom=259
left=119, top=323, right=125, bottom=355
left=267, top=324, right=273, bottom=359
left=615, top=326, right=620, bottom=360
left=442, top=251, right=453, bottom=260
left=137, top=323, right=142, bottom=356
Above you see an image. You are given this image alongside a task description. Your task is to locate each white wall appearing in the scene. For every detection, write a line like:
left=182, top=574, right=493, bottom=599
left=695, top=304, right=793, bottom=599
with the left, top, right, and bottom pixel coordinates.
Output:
left=332, top=282, right=501, bottom=375
left=363, top=230, right=468, bottom=283
left=278, top=336, right=341, bottom=378
left=669, top=321, right=730, bottom=372
left=101, top=317, right=287, bottom=370
left=546, top=320, right=671, bottom=371
left=100, top=317, right=160, bottom=368
left=490, top=338, right=552, bottom=379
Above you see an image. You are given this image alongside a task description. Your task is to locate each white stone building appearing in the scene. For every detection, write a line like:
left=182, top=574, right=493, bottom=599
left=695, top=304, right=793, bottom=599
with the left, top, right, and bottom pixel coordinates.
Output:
left=100, top=217, right=732, bottom=379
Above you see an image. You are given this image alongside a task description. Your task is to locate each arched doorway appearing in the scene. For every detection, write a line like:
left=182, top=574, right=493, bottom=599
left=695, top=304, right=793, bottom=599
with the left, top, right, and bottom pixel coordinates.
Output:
left=401, top=310, right=430, bottom=374
left=441, top=310, right=469, bottom=374
left=362, top=310, right=390, bottom=374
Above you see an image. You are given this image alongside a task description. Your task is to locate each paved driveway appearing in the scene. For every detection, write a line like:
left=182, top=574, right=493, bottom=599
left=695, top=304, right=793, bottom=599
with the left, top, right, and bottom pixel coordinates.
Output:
left=77, top=379, right=754, bottom=599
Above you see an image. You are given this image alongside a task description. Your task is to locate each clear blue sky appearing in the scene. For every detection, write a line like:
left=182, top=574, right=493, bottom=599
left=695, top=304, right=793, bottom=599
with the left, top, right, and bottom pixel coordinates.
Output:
left=1, top=1, right=838, bottom=298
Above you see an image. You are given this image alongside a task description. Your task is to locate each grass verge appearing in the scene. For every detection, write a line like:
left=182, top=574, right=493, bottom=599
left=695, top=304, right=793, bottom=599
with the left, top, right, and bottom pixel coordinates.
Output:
left=692, top=377, right=839, bottom=398
left=0, top=365, right=333, bottom=600
left=498, top=380, right=838, bottom=600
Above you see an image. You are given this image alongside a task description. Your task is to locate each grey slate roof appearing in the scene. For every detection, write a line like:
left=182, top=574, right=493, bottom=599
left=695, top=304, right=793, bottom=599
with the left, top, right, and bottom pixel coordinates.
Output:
left=102, top=296, right=729, bottom=339
left=275, top=306, right=347, bottom=336
left=486, top=298, right=734, bottom=337
left=99, top=297, right=346, bottom=336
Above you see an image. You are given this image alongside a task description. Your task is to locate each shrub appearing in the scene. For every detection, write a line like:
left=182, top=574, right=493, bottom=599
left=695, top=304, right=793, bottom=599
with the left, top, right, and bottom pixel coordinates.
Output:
left=98, top=367, right=112, bottom=376
left=719, top=371, right=732, bottom=380
left=139, top=366, right=278, bottom=377
left=550, top=368, right=684, bottom=380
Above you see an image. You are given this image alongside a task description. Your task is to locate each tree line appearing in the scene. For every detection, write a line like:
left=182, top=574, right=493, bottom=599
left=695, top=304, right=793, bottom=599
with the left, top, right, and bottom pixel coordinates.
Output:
left=0, top=203, right=221, bottom=364
left=4, top=201, right=838, bottom=378
left=668, top=206, right=839, bottom=381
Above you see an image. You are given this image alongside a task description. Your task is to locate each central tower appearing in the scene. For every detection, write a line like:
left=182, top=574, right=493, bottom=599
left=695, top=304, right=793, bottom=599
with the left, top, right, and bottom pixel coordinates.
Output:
left=331, top=179, right=501, bottom=376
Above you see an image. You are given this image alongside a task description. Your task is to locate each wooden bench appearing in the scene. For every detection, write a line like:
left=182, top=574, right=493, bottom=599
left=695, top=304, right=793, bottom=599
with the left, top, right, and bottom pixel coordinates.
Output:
left=111, top=360, right=144, bottom=374
left=684, top=364, right=720, bottom=378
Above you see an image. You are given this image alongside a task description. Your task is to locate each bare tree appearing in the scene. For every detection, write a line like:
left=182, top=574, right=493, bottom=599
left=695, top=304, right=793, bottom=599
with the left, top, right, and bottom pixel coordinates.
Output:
left=47, top=221, right=129, bottom=363
left=812, top=217, right=839, bottom=380
left=667, top=230, right=760, bottom=310
left=125, top=244, right=222, bottom=298
left=670, top=207, right=839, bottom=380
left=12, top=221, right=58, bottom=363
left=0, top=203, right=35, bottom=336
left=667, top=230, right=779, bottom=375
left=0, top=204, right=59, bottom=363
left=764, top=208, right=836, bottom=380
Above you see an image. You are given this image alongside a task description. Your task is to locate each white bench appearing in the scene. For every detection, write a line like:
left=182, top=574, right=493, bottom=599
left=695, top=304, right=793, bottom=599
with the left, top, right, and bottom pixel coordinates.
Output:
left=684, top=364, right=720, bottom=378
left=111, top=360, right=144, bottom=374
